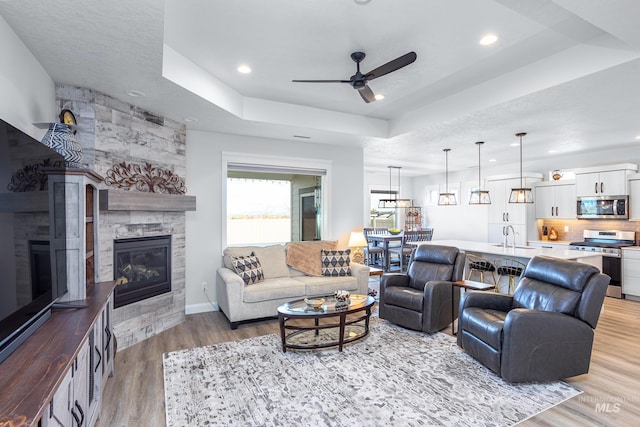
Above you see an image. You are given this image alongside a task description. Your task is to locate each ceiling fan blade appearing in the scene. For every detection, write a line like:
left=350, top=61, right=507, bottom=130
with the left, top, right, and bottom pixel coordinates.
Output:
left=364, top=51, right=417, bottom=81
left=292, top=79, right=351, bottom=83
left=357, top=85, right=376, bottom=103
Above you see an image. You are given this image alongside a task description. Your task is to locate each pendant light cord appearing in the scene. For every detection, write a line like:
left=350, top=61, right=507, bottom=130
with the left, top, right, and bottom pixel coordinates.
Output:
left=516, top=132, right=527, bottom=188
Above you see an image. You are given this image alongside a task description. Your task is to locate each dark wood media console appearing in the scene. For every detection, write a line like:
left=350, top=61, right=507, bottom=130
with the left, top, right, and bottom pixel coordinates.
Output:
left=0, top=281, right=117, bottom=427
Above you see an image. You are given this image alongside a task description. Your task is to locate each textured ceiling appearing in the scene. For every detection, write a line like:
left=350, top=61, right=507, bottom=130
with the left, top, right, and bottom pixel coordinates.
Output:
left=1, top=0, right=640, bottom=176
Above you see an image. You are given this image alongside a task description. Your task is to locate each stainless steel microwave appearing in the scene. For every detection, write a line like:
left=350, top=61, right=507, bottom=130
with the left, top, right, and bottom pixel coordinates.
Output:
left=576, top=196, right=628, bottom=219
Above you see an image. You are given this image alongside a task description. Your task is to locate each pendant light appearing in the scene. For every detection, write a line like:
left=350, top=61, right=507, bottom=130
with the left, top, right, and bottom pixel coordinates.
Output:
left=438, top=149, right=457, bottom=205
left=469, top=141, right=491, bottom=205
left=509, top=132, right=534, bottom=203
left=378, top=166, right=412, bottom=208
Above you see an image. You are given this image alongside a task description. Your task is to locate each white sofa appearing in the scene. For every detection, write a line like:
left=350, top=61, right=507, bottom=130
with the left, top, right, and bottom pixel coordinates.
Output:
left=216, top=242, right=370, bottom=329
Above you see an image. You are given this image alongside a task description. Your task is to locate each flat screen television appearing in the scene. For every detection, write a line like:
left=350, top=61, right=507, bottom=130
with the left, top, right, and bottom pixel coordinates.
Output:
left=0, top=118, right=66, bottom=363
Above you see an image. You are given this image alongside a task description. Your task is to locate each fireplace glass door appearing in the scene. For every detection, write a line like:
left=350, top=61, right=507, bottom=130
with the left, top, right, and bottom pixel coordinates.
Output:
left=113, top=235, right=171, bottom=307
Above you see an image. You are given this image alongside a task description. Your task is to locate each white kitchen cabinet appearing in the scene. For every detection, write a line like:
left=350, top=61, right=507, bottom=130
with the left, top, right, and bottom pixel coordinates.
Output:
left=623, top=248, right=640, bottom=298
left=576, top=169, right=632, bottom=197
left=535, top=182, right=576, bottom=219
left=487, top=174, right=541, bottom=245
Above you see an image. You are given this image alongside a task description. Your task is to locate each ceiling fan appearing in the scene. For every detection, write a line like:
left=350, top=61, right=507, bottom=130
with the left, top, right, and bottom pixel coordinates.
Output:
left=292, top=51, right=417, bottom=103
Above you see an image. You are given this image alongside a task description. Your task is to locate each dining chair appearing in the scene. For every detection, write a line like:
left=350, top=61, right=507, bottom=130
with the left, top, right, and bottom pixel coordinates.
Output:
left=388, top=230, right=418, bottom=272
left=363, top=227, right=384, bottom=266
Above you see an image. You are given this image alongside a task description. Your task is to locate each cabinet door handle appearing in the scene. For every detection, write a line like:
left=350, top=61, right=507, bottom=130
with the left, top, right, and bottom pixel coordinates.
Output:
left=551, top=207, right=554, bottom=216
left=104, top=326, right=112, bottom=351
left=506, top=213, right=509, bottom=222
left=601, top=182, right=604, bottom=193
left=555, top=206, right=559, bottom=216
left=75, top=400, right=85, bottom=426
left=595, top=182, right=598, bottom=193
left=502, top=213, right=505, bottom=221
left=71, top=408, right=81, bottom=426
left=94, top=345, right=102, bottom=372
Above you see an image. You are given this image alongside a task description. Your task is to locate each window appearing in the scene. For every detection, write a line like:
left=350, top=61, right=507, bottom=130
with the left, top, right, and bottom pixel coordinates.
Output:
left=227, top=177, right=291, bottom=245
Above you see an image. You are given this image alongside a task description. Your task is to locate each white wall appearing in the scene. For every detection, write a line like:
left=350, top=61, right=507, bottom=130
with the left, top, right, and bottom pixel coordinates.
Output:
left=185, top=131, right=364, bottom=311
left=0, top=15, right=55, bottom=135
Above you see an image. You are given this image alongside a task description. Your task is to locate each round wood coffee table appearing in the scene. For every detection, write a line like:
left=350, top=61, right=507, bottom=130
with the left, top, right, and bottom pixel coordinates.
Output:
left=277, top=294, right=375, bottom=352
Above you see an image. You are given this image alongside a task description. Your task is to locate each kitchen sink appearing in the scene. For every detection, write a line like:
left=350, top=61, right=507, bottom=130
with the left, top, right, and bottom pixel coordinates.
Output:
left=490, top=244, right=536, bottom=250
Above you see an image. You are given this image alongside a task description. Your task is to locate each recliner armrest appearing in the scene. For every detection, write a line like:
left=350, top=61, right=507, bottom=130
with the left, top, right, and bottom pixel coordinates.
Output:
left=380, top=273, right=410, bottom=289
left=459, top=291, right=513, bottom=312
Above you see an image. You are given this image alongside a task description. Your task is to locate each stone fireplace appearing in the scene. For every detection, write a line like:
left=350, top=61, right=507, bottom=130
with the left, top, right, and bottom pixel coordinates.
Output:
left=56, top=84, right=191, bottom=349
left=113, top=235, right=171, bottom=308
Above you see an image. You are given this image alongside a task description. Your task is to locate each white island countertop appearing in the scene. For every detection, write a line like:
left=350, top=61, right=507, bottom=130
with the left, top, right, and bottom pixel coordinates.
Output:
left=413, top=239, right=602, bottom=261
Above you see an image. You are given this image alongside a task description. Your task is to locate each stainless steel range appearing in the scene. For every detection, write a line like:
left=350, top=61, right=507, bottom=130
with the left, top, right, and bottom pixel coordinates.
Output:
left=570, top=230, right=636, bottom=298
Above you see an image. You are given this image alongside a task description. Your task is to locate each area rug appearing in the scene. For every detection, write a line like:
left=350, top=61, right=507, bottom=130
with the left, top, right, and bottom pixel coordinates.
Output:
left=163, top=319, right=581, bottom=426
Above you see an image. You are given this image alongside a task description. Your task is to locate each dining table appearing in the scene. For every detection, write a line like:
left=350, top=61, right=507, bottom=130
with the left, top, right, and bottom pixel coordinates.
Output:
left=367, top=233, right=404, bottom=271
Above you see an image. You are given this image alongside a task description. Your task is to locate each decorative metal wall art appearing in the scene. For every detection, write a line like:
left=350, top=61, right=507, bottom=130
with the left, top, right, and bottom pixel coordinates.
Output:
left=7, top=159, right=64, bottom=192
left=104, top=161, right=187, bottom=194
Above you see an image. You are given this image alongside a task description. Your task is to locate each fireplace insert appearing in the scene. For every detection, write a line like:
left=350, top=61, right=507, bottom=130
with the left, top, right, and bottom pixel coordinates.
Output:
left=113, top=235, right=171, bottom=307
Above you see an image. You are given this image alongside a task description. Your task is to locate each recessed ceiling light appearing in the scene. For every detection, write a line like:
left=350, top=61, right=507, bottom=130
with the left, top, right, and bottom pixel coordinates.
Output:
left=489, top=158, right=497, bottom=162
left=510, top=142, right=520, bottom=147
left=183, top=117, right=198, bottom=123
left=374, top=94, right=385, bottom=101
left=479, top=34, right=498, bottom=46
left=548, top=149, right=557, bottom=153
left=635, top=135, right=640, bottom=140
left=127, top=90, right=145, bottom=97
left=237, top=64, right=252, bottom=74
left=354, top=0, right=371, bottom=4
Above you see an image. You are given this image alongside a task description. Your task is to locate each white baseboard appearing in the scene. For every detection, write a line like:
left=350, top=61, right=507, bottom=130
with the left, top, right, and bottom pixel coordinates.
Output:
left=186, top=302, right=219, bottom=315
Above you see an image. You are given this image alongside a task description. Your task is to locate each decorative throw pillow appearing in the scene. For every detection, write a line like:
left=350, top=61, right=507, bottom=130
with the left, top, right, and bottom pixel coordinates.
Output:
left=232, top=253, right=264, bottom=285
left=321, top=249, right=351, bottom=277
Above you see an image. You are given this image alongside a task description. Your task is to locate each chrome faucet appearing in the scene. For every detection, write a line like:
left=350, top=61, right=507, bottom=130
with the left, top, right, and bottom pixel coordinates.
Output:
left=504, top=225, right=516, bottom=249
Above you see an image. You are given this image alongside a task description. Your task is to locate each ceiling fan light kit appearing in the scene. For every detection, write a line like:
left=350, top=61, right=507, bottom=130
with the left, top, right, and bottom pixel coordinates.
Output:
left=509, top=132, right=534, bottom=203
left=469, top=141, right=491, bottom=205
left=292, top=51, right=417, bottom=103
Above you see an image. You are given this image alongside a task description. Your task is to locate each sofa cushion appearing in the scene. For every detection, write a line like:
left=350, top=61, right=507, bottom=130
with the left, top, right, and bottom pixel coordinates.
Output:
left=321, top=249, right=351, bottom=276
left=224, top=245, right=290, bottom=279
left=293, top=275, right=359, bottom=296
left=242, top=277, right=306, bottom=303
left=286, top=241, right=337, bottom=276
left=231, top=253, right=264, bottom=285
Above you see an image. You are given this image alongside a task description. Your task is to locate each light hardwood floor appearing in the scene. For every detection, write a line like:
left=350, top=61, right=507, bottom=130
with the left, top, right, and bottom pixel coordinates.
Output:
left=97, top=297, right=640, bottom=427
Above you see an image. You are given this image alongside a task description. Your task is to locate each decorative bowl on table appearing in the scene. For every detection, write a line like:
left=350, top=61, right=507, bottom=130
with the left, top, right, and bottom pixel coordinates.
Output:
left=388, top=228, right=402, bottom=235
left=304, top=298, right=325, bottom=308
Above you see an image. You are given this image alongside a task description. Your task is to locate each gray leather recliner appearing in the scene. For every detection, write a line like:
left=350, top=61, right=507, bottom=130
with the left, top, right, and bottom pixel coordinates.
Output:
left=457, top=255, right=610, bottom=383
left=379, top=245, right=465, bottom=333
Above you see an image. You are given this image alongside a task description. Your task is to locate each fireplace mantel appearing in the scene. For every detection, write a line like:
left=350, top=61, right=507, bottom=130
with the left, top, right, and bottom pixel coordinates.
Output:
left=99, top=189, right=196, bottom=212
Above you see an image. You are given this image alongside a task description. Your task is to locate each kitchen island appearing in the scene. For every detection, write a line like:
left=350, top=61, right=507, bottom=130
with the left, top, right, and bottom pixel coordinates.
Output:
left=412, top=239, right=602, bottom=293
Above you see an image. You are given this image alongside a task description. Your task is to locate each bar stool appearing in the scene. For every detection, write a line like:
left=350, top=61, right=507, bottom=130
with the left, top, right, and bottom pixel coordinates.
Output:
left=466, top=254, right=496, bottom=287
left=494, top=258, right=526, bottom=294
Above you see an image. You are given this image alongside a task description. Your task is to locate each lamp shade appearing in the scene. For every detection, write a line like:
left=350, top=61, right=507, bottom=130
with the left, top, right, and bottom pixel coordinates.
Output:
left=438, top=192, right=457, bottom=206
left=509, top=188, right=534, bottom=203
left=469, top=189, right=491, bottom=204
left=469, top=141, right=491, bottom=205
left=348, top=231, right=367, bottom=248
left=509, top=132, right=533, bottom=203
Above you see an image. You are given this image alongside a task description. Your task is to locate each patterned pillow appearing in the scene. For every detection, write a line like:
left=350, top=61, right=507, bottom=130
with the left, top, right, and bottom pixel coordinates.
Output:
left=321, top=249, right=351, bottom=277
left=232, top=253, right=264, bottom=285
